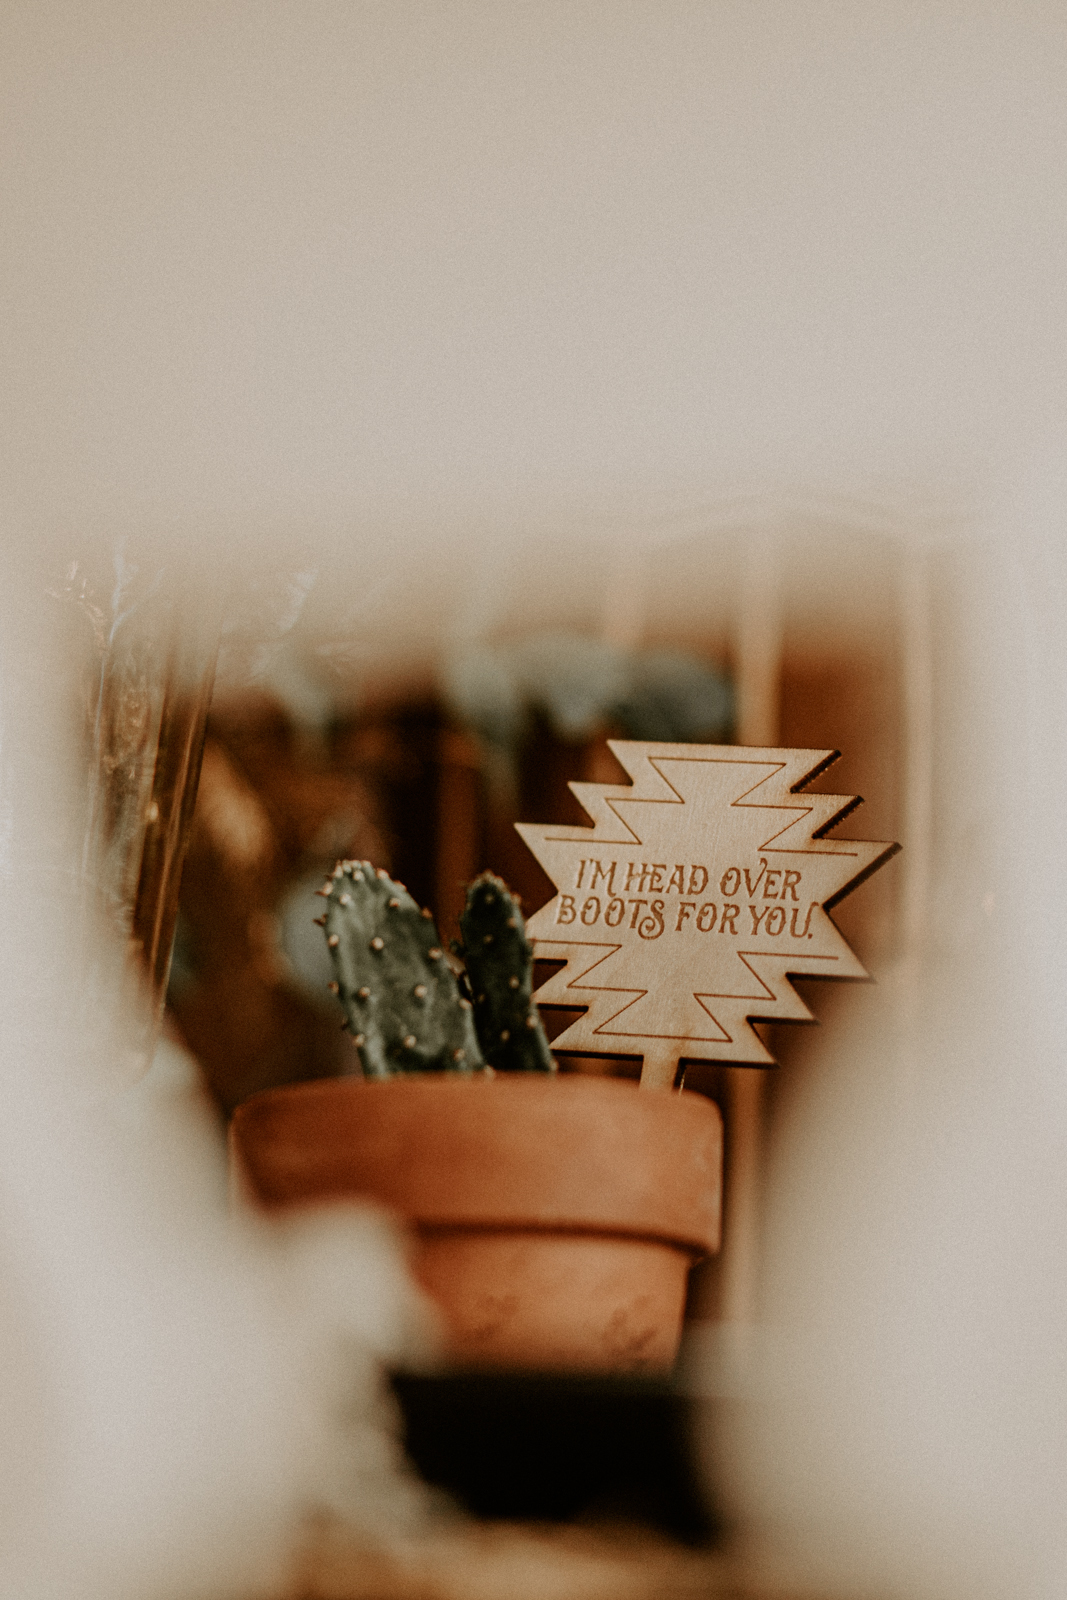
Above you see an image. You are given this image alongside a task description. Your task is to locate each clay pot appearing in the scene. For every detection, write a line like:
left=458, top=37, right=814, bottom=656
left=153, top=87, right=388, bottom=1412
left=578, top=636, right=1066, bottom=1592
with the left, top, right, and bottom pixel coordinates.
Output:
left=231, top=1073, right=722, bottom=1372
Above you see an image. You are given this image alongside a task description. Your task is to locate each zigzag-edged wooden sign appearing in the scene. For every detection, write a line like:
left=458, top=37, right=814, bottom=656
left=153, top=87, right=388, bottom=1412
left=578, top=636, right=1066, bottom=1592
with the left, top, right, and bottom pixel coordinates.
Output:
left=517, top=742, right=899, bottom=1088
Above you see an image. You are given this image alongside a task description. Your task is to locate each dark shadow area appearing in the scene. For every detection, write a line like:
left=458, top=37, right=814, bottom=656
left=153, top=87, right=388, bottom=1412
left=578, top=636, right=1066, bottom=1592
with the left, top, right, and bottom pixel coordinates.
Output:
left=391, top=1368, right=718, bottom=1544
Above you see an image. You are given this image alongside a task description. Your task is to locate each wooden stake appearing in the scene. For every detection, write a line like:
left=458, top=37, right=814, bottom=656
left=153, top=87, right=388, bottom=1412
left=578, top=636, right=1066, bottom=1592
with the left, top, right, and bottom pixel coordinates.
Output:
left=639, top=1039, right=681, bottom=1091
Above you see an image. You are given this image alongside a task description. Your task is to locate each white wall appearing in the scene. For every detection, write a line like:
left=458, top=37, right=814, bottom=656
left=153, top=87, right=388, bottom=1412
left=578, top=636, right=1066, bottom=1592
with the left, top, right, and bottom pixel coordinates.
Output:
left=3, top=2, right=1064, bottom=559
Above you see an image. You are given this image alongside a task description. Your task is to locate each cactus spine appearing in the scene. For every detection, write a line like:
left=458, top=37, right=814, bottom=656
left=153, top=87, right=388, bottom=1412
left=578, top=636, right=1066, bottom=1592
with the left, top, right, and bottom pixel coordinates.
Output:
left=458, top=871, right=556, bottom=1073
left=322, top=862, right=483, bottom=1077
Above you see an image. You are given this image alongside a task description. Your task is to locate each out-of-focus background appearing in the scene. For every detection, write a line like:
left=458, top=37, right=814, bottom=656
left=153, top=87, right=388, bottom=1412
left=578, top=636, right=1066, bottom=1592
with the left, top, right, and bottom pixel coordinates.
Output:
left=4, top=4, right=1067, bottom=1598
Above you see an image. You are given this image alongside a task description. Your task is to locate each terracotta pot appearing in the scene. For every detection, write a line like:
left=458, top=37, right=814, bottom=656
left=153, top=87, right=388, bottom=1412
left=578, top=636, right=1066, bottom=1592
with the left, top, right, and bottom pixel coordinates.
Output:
left=231, top=1073, right=722, bottom=1372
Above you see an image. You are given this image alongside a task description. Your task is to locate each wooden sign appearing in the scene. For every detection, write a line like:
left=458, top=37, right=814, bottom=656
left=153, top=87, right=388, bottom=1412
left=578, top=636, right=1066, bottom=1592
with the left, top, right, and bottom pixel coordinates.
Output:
left=517, top=742, right=899, bottom=1089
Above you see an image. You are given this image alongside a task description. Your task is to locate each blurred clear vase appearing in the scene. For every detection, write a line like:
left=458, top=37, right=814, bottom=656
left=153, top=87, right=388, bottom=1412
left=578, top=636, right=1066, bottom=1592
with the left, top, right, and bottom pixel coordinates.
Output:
left=63, top=549, right=221, bottom=1082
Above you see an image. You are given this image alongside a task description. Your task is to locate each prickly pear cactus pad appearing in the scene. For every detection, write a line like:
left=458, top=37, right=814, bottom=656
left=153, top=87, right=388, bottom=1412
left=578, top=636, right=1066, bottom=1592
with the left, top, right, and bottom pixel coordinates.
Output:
left=458, top=872, right=556, bottom=1073
left=320, top=862, right=484, bottom=1078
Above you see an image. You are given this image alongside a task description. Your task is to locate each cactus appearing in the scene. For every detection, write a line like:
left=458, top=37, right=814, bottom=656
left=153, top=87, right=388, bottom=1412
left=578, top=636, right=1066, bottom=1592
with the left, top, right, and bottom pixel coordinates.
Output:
left=457, top=872, right=556, bottom=1073
left=321, top=861, right=483, bottom=1078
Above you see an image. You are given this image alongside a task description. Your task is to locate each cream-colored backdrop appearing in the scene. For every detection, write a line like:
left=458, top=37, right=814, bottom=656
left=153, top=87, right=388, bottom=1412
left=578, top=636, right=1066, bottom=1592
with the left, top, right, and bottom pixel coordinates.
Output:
left=3, top=3, right=1062, bottom=554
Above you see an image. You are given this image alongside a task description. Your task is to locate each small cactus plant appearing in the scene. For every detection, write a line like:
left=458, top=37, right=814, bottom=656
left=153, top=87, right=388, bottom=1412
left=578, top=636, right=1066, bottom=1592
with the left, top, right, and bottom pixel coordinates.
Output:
left=321, top=862, right=483, bottom=1077
left=320, top=861, right=555, bottom=1076
left=457, top=872, right=556, bottom=1073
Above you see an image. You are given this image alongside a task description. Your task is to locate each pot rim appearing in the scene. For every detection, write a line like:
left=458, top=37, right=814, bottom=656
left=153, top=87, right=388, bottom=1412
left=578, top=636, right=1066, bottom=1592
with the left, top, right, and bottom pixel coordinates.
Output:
left=232, top=1071, right=723, bottom=1257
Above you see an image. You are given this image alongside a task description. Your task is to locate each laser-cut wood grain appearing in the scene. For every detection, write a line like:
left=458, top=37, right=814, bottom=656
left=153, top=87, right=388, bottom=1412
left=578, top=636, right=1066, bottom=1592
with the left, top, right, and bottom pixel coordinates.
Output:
left=516, top=741, right=899, bottom=1088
